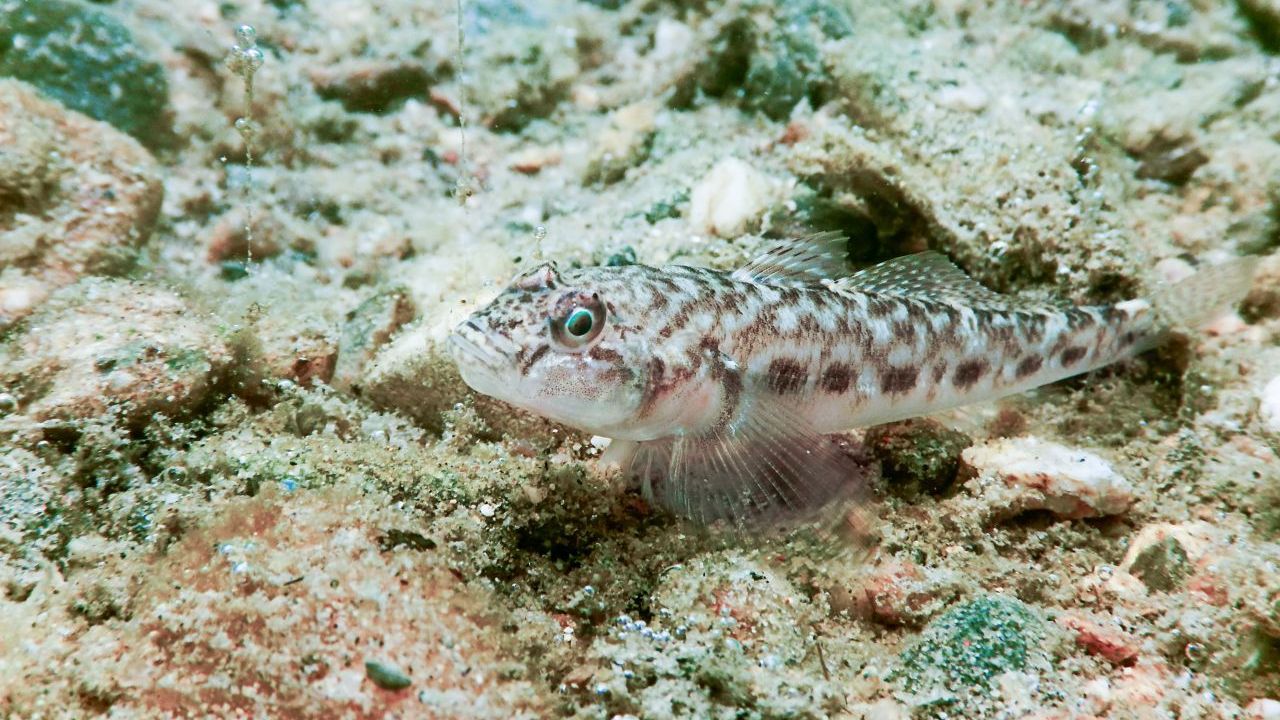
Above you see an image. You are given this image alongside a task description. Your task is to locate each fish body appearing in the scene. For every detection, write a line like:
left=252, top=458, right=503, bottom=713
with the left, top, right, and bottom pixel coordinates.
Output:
left=450, top=235, right=1257, bottom=531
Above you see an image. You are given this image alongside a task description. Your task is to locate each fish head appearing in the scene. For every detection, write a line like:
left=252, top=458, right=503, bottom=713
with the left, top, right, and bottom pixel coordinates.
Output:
left=449, top=263, right=651, bottom=436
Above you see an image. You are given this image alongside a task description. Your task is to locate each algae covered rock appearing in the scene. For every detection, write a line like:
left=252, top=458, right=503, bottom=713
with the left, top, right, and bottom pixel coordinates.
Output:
left=865, top=419, right=972, bottom=499
left=0, top=279, right=231, bottom=427
left=678, top=0, right=853, bottom=120
left=0, top=0, right=170, bottom=142
left=0, top=78, right=163, bottom=330
left=893, top=596, right=1060, bottom=714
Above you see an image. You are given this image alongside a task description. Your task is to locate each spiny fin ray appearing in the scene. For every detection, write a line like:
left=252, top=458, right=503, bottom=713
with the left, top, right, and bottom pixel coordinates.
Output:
left=731, top=231, right=849, bottom=286
left=835, top=251, right=1053, bottom=312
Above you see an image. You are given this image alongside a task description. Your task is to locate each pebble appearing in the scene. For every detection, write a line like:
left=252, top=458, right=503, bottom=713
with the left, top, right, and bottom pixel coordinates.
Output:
left=1117, top=522, right=1212, bottom=593
left=1260, top=374, right=1280, bottom=435
left=364, top=659, right=412, bottom=691
left=960, top=437, right=1135, bottom=519
left=583, top=101, right=657, bottom=185
left=935, top=84, right=989, bottom=113
left=1056, top=612, right=1139, bottom=665
left=687, top=157, right=772, bottom=237
left=331, top=287, right=417, bottom=392
left=310, top=60, right=431, bottom=114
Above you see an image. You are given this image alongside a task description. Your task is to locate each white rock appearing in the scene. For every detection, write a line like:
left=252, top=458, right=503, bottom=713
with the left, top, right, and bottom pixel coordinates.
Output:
left=961, top=437, right=1134, bottom=518
left=687, top=157, right=772, bottom=237
left=1247, top=699, right=1280, bottom=720
left=935, top=84, right=989, bottom=113
left=1260, top=375, right=1280, bottom=435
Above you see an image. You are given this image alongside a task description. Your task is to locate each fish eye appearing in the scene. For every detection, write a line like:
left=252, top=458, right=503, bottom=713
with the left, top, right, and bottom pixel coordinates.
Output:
left=551, top=293, right=606, bottom=350
left=565, top=307, right=594, bottom=337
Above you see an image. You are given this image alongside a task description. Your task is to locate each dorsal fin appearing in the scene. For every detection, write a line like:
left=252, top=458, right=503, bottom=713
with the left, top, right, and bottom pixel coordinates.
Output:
left=834, top=251, right=1052, bottom=312
left=731, top=232, right=849, bottom=286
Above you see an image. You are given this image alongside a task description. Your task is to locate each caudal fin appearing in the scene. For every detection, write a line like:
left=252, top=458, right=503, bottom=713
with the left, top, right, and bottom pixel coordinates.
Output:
left=1150, top=256, right=1260, bottom=331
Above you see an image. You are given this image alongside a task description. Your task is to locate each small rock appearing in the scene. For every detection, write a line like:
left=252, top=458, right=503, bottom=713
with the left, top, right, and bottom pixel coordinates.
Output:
left=1056, top=612, right=1139, bottom=666
left=0, top=0, right=171, bottom=142
left=1246, top=698, right=1280, bottom=720
left=835, top=559, right=954, bottom=626
left=509, top=145, right=562, bottom=175
left=935, top=84, right=989, bottom=113
left=1133, top=132, right=1208, bottom=185
left=960, top=437, right=1135, bottom=519
left=582, top=101, right=657, bottom=185
left=1260, top=374, right=1280, bottom=436
left=364, top=659, right=412, bottom=690
left=310, top=60, right=432, bottom=114
left=1117, top=522, right=1212, bottom=593
left=865, top=418, right=972, bottom=498
left=0, top=279, right=230, bottom=426
left=0, top=79, right=163, bottom=330
left=687, top=157, right=773, bottom=237
left=202, top=210, right=285, bottom=264
left=331, top=287, right=416, bottom=393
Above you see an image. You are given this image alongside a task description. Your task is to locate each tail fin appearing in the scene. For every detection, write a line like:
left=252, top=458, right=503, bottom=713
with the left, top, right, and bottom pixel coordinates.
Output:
left=1150, top=256, right=1260, bottom=331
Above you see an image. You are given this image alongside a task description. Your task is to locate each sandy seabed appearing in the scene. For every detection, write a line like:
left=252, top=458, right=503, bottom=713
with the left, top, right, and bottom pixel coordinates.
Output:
left=2, top=0, right=1280, bottom=718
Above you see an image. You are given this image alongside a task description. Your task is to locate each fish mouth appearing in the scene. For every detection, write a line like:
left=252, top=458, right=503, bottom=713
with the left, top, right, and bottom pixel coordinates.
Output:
left=448, top=320, right=508, bottom=373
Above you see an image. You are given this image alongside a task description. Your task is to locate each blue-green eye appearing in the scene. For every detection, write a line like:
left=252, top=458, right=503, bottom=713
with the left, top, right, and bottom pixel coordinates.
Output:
left=553, top=297, right=605, bottom=349
left=565, top=307, right=594, bottom=337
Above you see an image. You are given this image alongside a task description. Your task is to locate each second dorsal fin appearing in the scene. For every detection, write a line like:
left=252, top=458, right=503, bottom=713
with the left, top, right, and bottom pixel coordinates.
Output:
left=731, top=232, right=849, bottom=286
left=835, top=251, right=1052, bottom=312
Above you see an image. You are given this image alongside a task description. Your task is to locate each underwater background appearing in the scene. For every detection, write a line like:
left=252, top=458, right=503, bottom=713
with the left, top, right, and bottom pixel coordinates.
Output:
left=2, top=0, right=1280, bottom=717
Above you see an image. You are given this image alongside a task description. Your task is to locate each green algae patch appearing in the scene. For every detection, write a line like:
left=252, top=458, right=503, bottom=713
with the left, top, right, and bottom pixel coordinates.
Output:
left=893, top=596, right=1058, bottom=714
left=0, top=0, right=170, bottom=143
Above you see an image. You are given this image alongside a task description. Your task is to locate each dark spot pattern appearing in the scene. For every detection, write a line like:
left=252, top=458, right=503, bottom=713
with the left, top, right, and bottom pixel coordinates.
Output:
left=820, top=362, right=854, bottom=393
left=953, top=359, right=988, bottom=389
left=766, top=358, right=808, bottom=395
left=1015, top=354, right=1043, bottom=379
left=881, top=366, right=919, bottom=394
left=1061, top=346, right=1087, bottom=365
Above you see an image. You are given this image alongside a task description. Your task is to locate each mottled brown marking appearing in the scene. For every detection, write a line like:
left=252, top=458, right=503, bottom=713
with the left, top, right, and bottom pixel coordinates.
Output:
left=588, top=346, right=623, bottom=363
left=820, top=362, right=854, bottom=393
left=893, top=320, right=915, bottom=342
left=953, top=359, right=988, bottom=389
left=880, top=366, right=919, bottom=394
left=519, top=344, right=550, bottom=374
left=1061, top=346, right=1087, bottom=365
left=1015, top=354, right=1043, bottom=379
left=766, top=358, right=808, bottom=395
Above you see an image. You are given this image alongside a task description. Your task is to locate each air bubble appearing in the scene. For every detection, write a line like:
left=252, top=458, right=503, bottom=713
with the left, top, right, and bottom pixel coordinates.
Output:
left=533, top=225, right=547, bottom=241
left=235, top=25, right=257, bottom=47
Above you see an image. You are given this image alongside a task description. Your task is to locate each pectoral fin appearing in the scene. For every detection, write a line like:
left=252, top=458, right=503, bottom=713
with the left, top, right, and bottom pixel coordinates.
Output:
left=627, top=394, right=876, bottom=547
